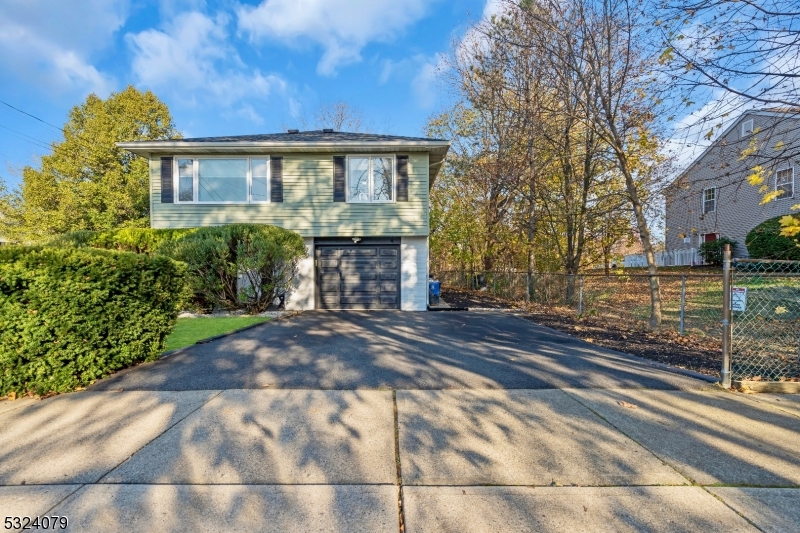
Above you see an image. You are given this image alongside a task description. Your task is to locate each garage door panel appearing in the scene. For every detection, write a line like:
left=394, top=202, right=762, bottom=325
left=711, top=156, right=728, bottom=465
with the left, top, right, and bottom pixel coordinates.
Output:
left=340, top=285, right=380, bottom=296
left=339, top=260, right=377, bottom=270
left=319, top=282, right=341, bottom=293
left=342, top=273, right=378, bottom=282
left=341, top=248, right=378, bottom=257
left=316, top=243, right=400, bottom=310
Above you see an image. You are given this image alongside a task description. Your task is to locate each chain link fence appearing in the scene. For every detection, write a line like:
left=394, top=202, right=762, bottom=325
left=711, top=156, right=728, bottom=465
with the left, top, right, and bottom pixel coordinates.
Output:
left=434, top=271, right=723, bottom=336
left=730, top=260, right=800, bottom=381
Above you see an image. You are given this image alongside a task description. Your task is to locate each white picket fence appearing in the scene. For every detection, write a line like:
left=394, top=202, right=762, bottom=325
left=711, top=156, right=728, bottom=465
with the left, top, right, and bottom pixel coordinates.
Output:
left=623, top=248, right=705, bottom=268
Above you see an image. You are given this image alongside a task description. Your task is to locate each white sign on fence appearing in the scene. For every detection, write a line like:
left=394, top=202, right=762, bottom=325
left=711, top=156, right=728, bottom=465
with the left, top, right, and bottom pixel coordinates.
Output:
left=731, top=287, right=747, bottom=312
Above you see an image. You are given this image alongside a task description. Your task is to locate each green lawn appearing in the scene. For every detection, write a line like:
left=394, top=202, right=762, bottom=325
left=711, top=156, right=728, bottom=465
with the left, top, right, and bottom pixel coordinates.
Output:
left=163, top=316, right=270, bottom=352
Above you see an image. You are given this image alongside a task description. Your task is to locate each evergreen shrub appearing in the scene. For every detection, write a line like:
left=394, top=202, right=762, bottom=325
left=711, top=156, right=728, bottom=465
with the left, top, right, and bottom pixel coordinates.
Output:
left=161, top=224, right=307, bottom=313
left=698, top=237, right=738, bottom=266
left=47, top=228, right=194, bottom=255
left=0, top=247, right=186, bottom=396
left=745, top=216, right=800, bottom=260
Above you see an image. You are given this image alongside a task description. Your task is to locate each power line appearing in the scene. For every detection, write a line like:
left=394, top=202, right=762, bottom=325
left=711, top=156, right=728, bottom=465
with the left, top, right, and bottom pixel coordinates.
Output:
left=0, top=99, right=63, bottom=133
left=0, top=133, right=50, bottom=150
left=0, top=124, right=52, bottom=150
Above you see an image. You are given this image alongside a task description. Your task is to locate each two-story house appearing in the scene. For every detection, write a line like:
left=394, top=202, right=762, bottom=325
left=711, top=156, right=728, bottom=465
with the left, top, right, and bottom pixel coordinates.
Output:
left=664, top=108, right=799, bottom=263
left=118, top=130, right=450, bottom=311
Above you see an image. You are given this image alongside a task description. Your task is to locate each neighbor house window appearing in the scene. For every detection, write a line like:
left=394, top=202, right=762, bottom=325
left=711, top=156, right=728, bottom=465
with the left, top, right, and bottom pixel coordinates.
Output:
left=776, top=167, right=794, bottom=199
left=703, top=187, right=716, bottom=213
left=174, top=157, right=270, bottom=203
left=741, top=119, right=754, bottom=137
left=347, top=156, right=395, bottom=202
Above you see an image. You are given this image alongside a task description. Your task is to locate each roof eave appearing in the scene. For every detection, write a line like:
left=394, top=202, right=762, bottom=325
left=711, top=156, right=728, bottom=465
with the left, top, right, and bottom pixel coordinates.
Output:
left=116, top=139, right=450, bottom=156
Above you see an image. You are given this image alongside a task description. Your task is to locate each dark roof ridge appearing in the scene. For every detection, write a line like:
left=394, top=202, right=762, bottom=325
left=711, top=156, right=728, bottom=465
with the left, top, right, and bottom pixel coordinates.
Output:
left=177, top=130, right=448, bottom=143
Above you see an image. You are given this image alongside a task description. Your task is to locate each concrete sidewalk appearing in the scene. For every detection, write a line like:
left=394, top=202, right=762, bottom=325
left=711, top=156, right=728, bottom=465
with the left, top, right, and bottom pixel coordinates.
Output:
left=1, top=387, right=799, bottom=532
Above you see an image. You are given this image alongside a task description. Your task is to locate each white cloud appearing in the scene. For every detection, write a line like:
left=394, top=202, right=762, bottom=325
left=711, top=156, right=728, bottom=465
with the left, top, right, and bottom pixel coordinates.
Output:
left=127, top=11, right=288, bottom=112
left=0, top=0, right=124, bottom=95
left=413, top=54, right=448, bottom=108
left=236, top=0, right=437, bottom=76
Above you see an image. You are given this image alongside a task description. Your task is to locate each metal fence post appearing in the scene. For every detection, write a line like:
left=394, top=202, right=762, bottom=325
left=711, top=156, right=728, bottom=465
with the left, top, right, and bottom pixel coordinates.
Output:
left=679, top=275, right=686, bottom=336
left=721, top=244, right=732, bottom=389
left=578, top=275, right=584, bottom=316
left=526, top=273, right=531, bottom=305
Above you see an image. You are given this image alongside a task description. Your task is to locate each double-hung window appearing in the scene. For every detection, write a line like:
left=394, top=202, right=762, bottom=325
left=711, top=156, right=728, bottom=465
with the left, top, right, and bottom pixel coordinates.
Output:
left=776, top=167, right=794, bottom=199
left=702, top=187, right=716, bottom=214
left=175, top=157, right=270, bottom=203
left=347, top=156, right=395, bottom=203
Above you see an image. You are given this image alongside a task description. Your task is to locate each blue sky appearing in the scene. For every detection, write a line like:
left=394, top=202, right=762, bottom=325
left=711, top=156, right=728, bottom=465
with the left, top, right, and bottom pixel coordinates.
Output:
left=0, top=0, right=493, bottom=188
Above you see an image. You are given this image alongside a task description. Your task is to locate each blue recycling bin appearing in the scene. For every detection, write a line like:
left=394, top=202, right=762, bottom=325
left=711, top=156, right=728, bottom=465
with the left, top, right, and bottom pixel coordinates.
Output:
left=429, top=279, right=441, bottom=305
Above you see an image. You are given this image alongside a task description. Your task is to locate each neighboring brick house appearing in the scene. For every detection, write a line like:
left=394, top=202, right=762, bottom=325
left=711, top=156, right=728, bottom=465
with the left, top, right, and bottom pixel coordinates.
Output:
left=664, top=108, right=799, bottom=262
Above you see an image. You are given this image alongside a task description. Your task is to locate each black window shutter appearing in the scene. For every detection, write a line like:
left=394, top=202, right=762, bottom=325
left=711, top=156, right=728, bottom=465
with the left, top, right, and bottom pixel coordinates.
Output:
left=333, top=156, right=346, bottom=202
left=160, top=157, right=174, bottom=203
left=270, top=157, right=283, bottom=202
left=396, top=155, right=409, bottom=202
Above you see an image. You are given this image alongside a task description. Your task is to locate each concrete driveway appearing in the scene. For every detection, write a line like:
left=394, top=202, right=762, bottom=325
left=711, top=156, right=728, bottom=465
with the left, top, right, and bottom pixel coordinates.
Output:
left=1, top=311, right=799, bottom=532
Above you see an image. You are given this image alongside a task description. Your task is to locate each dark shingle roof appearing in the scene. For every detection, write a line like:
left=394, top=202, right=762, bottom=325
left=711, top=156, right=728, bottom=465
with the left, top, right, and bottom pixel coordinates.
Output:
left=180, top=130, right=447, bottom=143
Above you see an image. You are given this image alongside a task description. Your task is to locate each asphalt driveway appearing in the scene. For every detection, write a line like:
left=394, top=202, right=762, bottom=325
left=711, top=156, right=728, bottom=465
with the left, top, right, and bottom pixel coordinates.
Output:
left=90, top=311, right=707, bottom=391
left=4, top=311, right=799, bottom=532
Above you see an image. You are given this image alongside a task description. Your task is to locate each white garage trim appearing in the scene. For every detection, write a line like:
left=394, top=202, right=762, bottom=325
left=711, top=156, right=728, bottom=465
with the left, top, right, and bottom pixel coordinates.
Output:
left=286, top=237, right=315, bottom=310
left=401, top=236, right=428, bottom=311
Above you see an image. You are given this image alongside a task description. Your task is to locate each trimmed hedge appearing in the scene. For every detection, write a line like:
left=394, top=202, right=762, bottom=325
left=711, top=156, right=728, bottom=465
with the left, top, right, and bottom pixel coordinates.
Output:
left=50, top=224, right=307, bottom=313
left=746, top=216, right=800, bottom=260
left=47, top=227, right=195, bottom=255
left=0, top=247, right=186, bottom=396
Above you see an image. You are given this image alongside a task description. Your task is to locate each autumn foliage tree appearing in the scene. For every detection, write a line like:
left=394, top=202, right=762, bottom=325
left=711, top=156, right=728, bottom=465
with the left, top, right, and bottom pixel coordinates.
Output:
left=0, top=86, right=180, bottom=242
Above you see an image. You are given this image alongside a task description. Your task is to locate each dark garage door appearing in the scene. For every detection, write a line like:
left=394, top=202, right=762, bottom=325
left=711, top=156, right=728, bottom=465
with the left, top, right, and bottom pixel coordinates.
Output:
left=315, top=243, right=400, bottom=309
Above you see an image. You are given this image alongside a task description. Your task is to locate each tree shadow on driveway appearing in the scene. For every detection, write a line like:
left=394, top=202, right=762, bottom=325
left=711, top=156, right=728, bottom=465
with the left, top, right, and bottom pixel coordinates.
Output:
left=90, top=311, right=709, bottom=392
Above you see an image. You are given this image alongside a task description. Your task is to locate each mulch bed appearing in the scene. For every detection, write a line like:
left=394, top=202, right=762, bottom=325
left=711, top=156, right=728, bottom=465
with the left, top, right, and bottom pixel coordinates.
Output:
left=441, top=286, right=722, bottom=378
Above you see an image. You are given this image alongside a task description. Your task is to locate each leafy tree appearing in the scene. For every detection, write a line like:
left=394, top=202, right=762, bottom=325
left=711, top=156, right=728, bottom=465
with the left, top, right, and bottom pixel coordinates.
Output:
left=0, top=86, right=180, bottom=242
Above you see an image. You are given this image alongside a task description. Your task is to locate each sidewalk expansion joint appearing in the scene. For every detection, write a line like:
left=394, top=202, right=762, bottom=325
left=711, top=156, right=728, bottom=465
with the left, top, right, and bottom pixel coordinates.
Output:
left=393, top=390, right=406, bottom=533
left=93, top=390, right=225, bottom=484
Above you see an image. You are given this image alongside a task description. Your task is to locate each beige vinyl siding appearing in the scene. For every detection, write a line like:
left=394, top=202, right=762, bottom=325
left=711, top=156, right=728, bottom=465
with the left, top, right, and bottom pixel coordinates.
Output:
left=149, top=153, right=429, bottom=236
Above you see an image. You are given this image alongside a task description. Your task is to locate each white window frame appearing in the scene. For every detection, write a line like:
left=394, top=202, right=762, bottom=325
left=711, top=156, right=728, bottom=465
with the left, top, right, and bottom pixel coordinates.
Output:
left=173, top=156, right=271, bottom=204
left=702, top=187, right=717, bottom=214
left=346, top=155, right=396, bottom=204
left=775, top=166, right=794, bottom=199
left=741, top=119, right=754, bottom=137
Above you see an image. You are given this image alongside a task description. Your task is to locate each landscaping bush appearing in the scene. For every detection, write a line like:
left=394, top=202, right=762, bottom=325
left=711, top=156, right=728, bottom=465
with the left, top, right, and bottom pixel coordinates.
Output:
left=698, top=237, right=738, bottom=266
left=0, top=247, right=186, bottom=396
left=746, top=216, right=800, bottom=260
left=161, top=224, right=307, bottom=313
left=47, top=227, right=195, bottom=255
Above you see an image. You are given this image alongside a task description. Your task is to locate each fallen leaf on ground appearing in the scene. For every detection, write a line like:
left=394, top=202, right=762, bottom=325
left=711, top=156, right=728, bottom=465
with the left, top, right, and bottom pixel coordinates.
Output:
left=7, top=392, right=16, bottom=401
left=617, top=401, right=638, bottom=409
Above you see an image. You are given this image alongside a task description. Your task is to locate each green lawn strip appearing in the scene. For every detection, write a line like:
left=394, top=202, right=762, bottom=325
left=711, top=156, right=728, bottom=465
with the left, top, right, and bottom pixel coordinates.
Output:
left=164, top=316, right=270, bottom=352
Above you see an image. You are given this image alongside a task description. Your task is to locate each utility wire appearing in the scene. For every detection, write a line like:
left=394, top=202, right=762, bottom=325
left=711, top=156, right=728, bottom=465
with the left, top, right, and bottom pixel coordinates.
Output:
left=0, top=124, right=52, bottom=150
left=0, top=99, right=64, bottom=133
